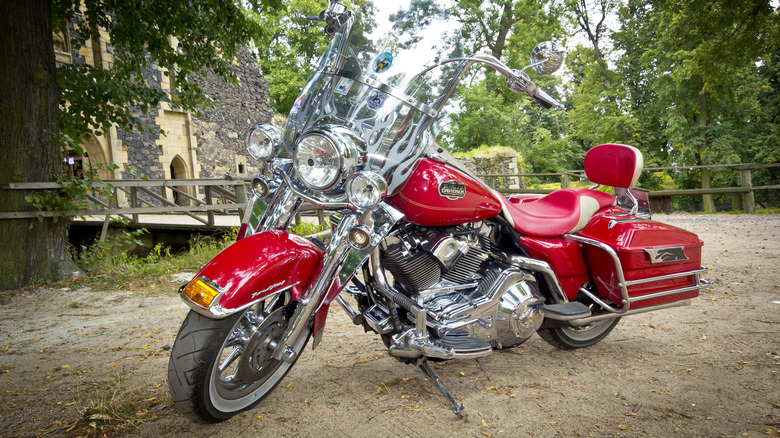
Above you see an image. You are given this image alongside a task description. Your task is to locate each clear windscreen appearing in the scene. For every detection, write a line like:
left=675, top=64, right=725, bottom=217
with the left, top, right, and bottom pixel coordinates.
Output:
left=284, top=0, right=466, bottom=193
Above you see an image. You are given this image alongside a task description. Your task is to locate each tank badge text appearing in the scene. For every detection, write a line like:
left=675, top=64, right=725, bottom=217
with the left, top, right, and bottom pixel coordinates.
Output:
left=439, top=180, right=466, bottom=200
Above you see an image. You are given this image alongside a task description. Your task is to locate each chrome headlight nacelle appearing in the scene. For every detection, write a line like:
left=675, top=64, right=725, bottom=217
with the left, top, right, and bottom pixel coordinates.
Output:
left=293, top=126, right=362, bottom=193
left=245, top=124, right=283, bottom=161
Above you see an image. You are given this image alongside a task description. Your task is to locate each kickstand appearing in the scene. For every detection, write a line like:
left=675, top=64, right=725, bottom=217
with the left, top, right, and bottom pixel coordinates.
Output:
left=417, top=359, right=464, bottom=419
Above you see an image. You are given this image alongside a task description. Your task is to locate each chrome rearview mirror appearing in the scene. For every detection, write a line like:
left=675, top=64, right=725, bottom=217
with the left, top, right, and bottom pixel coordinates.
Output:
left=529, top=41, right=564, bottom=75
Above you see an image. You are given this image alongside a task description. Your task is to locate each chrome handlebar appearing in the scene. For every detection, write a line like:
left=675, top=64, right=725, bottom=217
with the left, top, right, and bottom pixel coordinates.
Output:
left=436, top=53, right=564, bottom=110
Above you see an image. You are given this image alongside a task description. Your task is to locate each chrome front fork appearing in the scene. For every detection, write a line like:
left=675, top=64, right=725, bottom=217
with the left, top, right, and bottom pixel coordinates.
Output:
left=249, top=184, right=403, bottom=362
left=270, top=213, right=358, bottom=362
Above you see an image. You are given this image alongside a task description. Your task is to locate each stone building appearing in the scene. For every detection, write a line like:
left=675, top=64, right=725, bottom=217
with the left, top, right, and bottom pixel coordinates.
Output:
left=55, top=19, right=273, bottom=190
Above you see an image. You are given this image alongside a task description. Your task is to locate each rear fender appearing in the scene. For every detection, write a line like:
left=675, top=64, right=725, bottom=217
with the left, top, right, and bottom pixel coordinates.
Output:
left=180, top=230, right=322, bottom=318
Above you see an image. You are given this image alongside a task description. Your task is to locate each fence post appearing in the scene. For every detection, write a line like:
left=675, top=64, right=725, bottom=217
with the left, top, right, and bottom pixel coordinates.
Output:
left=560, top=173, right=570, bottom=189
left=740, top=168, right=755, bottom=214
left=99, top=186, right=117, bottom=243
left=731, top=194, right=741, bottom=211
left=233, top=178, right=248, bottom=221
left=130, top=187, right=139, bottom=224
left=205, top=186, right=215, bottom=226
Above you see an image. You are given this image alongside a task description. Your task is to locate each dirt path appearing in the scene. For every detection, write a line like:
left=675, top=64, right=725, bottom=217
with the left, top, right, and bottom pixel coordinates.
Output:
left=1, top=214, right=778, bottom=437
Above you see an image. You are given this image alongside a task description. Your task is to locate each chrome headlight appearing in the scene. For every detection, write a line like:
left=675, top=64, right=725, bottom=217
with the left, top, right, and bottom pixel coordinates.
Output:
left=245, top=124, right=282, bottom=161
left=293, top=127, right=360, bottom=192
left=347, top=171, right=387, bottom=211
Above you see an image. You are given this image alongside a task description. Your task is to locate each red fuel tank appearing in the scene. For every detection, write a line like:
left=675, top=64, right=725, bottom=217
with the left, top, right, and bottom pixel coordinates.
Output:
left=387, top=158, right=502, bottom=227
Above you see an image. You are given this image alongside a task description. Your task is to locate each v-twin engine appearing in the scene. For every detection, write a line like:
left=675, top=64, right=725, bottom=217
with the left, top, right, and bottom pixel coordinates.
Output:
left=378, top=223, right=544, bottom=350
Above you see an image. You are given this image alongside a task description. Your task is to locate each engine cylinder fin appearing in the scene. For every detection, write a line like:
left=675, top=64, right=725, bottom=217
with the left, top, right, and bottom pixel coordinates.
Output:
left=381, top=242, right=441, bottom=294
left=441, top=243, right=487, bottom=285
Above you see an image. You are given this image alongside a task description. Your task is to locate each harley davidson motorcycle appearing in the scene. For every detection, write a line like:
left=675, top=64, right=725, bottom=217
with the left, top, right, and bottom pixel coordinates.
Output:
left=168, top=0, right=707, bottom=422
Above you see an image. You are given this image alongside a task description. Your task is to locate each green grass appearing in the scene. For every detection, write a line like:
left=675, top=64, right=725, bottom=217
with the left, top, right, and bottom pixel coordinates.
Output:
left=65, top=220, right=329, bottom=293
left=70, top=229, right=238, bottom=292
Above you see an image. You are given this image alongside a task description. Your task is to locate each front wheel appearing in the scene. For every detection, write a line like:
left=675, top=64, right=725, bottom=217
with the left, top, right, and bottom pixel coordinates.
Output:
left=537, top=317, right=620, bottom=350
left=168, top=294, right=310, bottom=423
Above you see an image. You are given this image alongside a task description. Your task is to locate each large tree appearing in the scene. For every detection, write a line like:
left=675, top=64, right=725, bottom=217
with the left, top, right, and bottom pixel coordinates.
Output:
left=0, top=0, right=76, bottom=290
left=446, top=0, right=578, bottom=172
left=0, top=0, right=272, bottom=290
left=249, top=0, right=373, bottom=114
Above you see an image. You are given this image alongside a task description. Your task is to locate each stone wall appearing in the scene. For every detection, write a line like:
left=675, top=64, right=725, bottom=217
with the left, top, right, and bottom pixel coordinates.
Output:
left=60, top=18, right=273, bottom=190
left=453, top=146, right=523, bottom=189
left=190, top=49, right=273, bottom=180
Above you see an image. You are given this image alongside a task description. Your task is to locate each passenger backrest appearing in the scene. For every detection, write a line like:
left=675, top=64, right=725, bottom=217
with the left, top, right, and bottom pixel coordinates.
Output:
left=584, top=144, right=644, bottom=189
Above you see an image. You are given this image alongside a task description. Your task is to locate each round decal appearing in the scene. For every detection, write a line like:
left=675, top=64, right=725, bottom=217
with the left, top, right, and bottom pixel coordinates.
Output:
left=373, top=52, right=394, bottom=74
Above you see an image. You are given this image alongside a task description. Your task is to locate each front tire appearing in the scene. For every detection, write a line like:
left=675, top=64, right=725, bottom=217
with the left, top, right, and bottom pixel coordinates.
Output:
left=537, top=317, right=620, bottom=350
left=168, top=295, right=310, bottom=423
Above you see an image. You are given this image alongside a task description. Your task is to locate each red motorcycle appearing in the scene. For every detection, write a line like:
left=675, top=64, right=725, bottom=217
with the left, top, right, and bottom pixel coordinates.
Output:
left=168, top=0, right=707, bottom=422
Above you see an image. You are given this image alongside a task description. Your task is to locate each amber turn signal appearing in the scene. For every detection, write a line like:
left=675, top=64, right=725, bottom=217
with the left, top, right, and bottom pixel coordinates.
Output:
left=182, top=278, right=220, bottom=309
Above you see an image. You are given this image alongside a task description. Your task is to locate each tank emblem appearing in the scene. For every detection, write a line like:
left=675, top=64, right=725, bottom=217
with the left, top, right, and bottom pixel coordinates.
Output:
left=439, top=180, right=466, bottom=200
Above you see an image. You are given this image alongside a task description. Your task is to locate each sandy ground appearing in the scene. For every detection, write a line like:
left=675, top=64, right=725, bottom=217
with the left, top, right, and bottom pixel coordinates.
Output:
left=1, top=214, right=778, bottom=437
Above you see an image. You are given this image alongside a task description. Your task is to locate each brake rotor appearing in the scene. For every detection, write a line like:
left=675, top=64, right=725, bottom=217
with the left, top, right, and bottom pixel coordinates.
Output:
left=236, top=307, right=287, bottom=383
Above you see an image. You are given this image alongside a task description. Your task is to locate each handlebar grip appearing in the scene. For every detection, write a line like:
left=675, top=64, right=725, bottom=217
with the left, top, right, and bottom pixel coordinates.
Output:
left=506, top=73, right=563, bottom=110
left=532, top=87, right=563, bottom=110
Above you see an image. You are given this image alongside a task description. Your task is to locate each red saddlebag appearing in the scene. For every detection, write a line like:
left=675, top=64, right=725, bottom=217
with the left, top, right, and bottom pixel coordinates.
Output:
left=577, top=215, right=704, bottom=309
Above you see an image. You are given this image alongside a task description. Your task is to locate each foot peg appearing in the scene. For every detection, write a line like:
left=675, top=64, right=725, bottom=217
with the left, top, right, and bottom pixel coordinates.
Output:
left=417, top=359, right=464, bottom=419
left=538, top=301, right=592, bottom=321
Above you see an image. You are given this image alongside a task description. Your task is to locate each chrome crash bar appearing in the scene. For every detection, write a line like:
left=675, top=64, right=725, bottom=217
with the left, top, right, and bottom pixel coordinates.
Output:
left=566, top=234, right=709, bottom=315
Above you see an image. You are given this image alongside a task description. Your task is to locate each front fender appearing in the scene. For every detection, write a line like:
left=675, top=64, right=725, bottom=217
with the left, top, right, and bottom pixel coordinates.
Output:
left=181, top=230, right=322, bottom=317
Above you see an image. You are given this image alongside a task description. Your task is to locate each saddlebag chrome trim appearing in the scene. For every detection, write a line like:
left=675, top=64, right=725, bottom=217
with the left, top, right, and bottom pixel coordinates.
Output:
left=566, top=234, right=708, bottom=314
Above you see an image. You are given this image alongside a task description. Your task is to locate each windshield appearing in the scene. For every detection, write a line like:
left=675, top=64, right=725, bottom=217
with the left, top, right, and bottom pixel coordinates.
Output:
left=284, top=0, right=466, bottom=194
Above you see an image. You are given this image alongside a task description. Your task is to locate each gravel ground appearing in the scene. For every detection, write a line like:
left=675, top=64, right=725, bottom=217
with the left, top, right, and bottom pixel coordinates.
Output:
left=0, top=214, right=778, bottom=437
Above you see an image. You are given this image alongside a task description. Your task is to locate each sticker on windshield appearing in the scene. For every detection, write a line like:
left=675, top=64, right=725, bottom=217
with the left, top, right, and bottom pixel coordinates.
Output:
left=373, top=52, right=393, bottom=73
left=334, top=77, right=354, bottom=95
left=366, top=89, right=388, bottom=111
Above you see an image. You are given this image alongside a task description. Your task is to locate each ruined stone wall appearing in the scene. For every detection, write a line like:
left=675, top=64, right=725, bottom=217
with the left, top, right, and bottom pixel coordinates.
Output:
left=190, top=49, right=273, bottom=180
left=453, top=146, right=523, bottom=189
left=61, top=17, right=273, bottom=186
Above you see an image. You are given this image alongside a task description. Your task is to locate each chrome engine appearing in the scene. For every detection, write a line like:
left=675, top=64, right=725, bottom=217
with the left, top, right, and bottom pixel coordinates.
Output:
left=378, top=222, right=544, bottom=349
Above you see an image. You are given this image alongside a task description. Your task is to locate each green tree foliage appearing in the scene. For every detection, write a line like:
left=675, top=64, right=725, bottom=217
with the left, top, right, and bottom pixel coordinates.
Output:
left=612, top=0, right=777, bottom=209
left=0, top=0, right=272, bottom=289
left=248, top=0, right=330, bottom=114
left=446, top=0, right=578, bottom=172
left=249, top=0, right=372, bottom=114
left=54, top=0, right=267, bottom=142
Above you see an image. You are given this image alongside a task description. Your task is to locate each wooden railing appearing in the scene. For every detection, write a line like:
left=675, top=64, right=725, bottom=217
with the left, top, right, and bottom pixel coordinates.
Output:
left=0, top=177, right=251, bottom=225
left=1, top=162, right=777, bottom=229
left=479, top=163, right=780, bottom=213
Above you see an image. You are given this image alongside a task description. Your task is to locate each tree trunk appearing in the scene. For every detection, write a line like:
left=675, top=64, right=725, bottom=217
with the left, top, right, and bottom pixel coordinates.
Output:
left=0, top=0, right=82, bottom=290
left=698, top=92, right=716, bottom=213
left=491, top=0, right=514, bottom=60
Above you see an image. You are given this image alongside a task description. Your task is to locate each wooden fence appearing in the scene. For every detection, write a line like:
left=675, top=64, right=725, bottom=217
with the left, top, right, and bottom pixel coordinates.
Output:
left=0, top=177, right=251, bottom=225
left=1, top=162, right=777, bottom=231
left=478, top=163, right=780, bottom=214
